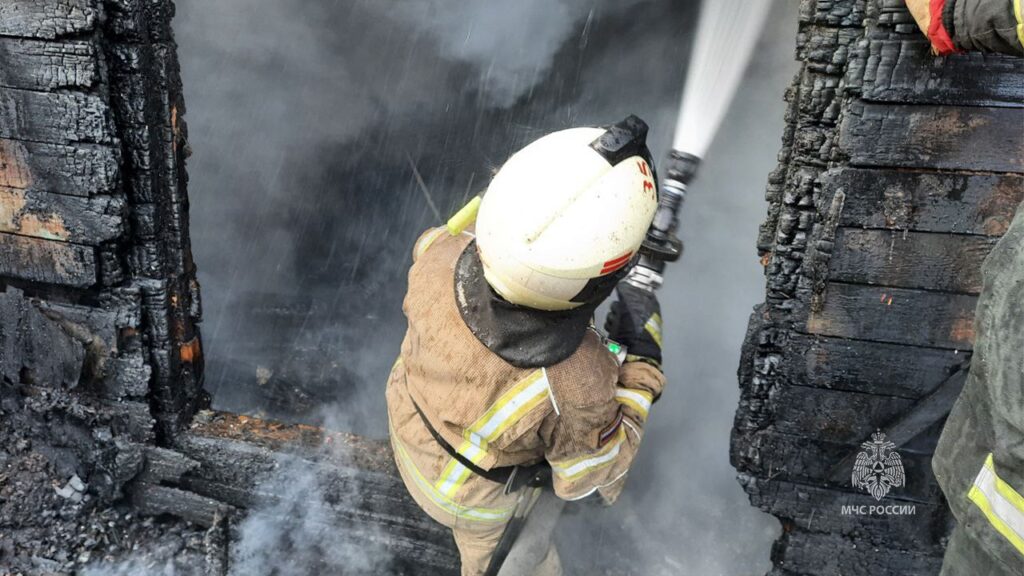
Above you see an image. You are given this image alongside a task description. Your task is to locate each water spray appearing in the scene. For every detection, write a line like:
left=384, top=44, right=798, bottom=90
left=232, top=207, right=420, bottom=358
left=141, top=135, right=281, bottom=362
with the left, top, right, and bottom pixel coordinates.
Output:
left=627, top=0, right=773, bottom=292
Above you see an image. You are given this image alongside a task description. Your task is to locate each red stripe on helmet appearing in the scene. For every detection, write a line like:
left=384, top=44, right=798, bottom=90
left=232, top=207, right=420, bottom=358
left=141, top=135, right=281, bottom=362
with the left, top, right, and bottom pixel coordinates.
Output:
left=600, top=252, right=633, bottom=275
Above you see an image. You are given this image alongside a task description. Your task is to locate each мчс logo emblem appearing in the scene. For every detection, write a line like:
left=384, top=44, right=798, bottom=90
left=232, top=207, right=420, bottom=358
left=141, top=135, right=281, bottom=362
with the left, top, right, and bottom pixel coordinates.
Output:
left=851, top=431, right=905, bottom=501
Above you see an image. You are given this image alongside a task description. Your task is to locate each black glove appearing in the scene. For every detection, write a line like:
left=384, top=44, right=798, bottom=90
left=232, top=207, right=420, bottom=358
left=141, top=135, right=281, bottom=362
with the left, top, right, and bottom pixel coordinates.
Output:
left=604, top=283, right=662, bottom=366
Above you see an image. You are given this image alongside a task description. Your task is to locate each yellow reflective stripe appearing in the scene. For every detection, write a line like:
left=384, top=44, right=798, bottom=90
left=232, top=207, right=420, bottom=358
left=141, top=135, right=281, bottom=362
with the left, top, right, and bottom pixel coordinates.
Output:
left=968, top=453, right=1024, bottom=556
left=551, top=427, right=626, bottom=482
left=615, top=388, right=652, bottom=420
left=434, top=458, right=473, bottom=498
left=414, top=227, right=446, bottom=260
left=644, top=313, right=663, bottom=348
left=390, top=422, right=514, bottom=522
left=459, top=369, right=551, bottom=461
left=1014, top=0, right=1024, bottom=49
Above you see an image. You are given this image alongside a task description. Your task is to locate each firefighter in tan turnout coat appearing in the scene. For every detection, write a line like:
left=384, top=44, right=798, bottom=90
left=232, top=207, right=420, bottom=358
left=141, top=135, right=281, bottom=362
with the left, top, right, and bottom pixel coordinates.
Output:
left=386, top=120, right=666, bottom=575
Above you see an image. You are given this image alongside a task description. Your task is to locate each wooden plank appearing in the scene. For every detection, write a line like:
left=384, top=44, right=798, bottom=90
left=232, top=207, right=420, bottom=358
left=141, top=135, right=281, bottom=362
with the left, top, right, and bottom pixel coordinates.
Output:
left=0, top=87, right=113, bottom=144
left=0, top=185, right=123, bottom=243
left=0, top=37, right=97, bottom=90
left=747, top=478, right=947, bottom=550
left=0, top=231, right=95, bottom=286
left=772, top=386, right=914, bottom=445
left=829, top=228, right=997, bottom=294
left=798, top=0, right=867, bottom=27
left=0, top=138, right=118, bottom=196
left=128, top=482, right=232, bottom=527
left=822, top=168, right=1024, bottom=236
left=777, top=531, right=944, bottom=574
left=791, top=334, right=965, bottom=398
left=0, top=0, right=98, bottom=40
left=840, top=102, right=1024, bottom=172
left=806, top=283, right=977, bottom=349
left=731, top=431, right=938, bottom=501
left=861, top=38, right=1024, bottom=107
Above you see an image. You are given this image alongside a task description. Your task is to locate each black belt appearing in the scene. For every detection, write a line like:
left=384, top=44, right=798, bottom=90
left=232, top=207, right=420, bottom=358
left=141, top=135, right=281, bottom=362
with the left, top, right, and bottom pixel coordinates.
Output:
left=411, top=398, right=551, bottom=494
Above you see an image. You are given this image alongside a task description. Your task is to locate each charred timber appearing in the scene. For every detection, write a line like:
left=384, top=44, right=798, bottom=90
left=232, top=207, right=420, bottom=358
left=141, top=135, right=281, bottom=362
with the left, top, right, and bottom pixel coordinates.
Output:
left=733, top=0, right=1024, bottom=574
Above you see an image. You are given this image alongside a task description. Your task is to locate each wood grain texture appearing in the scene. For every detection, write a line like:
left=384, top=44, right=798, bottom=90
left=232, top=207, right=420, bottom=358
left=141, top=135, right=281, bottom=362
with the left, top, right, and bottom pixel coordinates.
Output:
left=0, top=138, right=119, bottom=196
left=0, top=37, right=98, bottom=90
left=806, top=283, right=977, bottom=349
left=0, top=87, right=113, bottom=144
left=0, top=231, right=95, bottom=286
left=0, top=185, right=124, bottom=243
left=0, top=0, right=97, bottom=40
left=788, top=333, right=965, bottom=398
left=822, top=168, right=1024, bottom=236
left=860, top=38, right=1024, bottom=107
left=829, top=228, right=997, bottom=293
left=840, top=102, right=1024, bottom=172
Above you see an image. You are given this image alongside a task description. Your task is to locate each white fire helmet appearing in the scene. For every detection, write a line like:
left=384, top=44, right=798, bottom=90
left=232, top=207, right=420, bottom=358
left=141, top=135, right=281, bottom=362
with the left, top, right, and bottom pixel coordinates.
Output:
left=476, top=116, right=659, bottom=311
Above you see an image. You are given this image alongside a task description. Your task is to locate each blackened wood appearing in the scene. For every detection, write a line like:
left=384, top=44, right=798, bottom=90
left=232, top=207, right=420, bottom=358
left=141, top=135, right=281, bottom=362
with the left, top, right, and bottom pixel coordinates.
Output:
left=791, top=334, right=965, bottom=398
left=860, top=39, right=1024, bottom=107
left=806, top=283, right=977, bottom=349
left=828, top=365, right=969, bottom=483
left=0, top=138, right=119, bottom=197
left=829, top=228, right=997, bottom=294
left=0, top=231, right=95, bottom=286
left=731, top=431, right=939, bottom=501
left=840, top=102, right=1024, bottom=172
left=775, top=531, right=944, bottom=575
left=129, top=482, right=233, bottom=527
left=0, top=186, right=124, bottom=244
left=0, top=0, right=97, bottom=40
left=798, top=0, right=867, bottom=27
left=822, top=168, right=1024, bottom=236
left=772, top=385, right=914, bottom=445
left=0, top=37, right=97, bottom=90
left=0, top=286, right=84, bottom=388
left=0, top=87, right=113, bottom=144
left=746, top=478, right=945, bottom=551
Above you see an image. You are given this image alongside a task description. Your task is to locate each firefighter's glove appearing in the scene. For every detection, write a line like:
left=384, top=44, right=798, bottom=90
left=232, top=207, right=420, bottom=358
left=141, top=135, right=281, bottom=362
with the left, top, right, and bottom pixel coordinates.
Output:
left=604, top=283, right=662, bottom=367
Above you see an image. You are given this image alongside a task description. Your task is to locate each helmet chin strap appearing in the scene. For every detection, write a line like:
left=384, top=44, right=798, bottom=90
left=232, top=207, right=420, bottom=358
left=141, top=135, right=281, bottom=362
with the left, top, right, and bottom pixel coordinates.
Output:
left=454, top=242, right=601, bottom=369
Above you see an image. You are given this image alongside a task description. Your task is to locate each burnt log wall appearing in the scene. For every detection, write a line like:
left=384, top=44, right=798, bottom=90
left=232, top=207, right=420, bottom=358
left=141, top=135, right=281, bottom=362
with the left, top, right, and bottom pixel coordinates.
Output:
left=0, top=3, right=462, bottom=573
left=733, top=0, right=1023, bottom=574
left=0, top=0, right=202, bottom=500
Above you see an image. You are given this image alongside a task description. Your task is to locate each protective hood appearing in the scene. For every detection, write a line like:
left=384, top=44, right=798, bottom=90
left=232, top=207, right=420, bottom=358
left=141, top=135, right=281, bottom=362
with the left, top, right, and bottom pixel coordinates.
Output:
left=454, top=241, right=615, bottom=368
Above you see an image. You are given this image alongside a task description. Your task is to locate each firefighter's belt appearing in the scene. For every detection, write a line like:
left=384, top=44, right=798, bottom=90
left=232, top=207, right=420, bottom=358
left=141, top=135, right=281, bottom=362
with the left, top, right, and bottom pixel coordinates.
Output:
left=411, top=397, right=550, bottom=494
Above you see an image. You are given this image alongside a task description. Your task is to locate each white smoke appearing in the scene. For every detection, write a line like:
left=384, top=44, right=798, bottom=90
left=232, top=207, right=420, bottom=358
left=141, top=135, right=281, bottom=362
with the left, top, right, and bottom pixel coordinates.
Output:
left=228, top=455, right=391, bottom=575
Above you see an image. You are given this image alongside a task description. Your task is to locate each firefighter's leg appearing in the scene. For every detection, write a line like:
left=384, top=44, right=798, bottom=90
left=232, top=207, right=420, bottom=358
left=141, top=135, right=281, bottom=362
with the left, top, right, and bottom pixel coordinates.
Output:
left=496, top=490, right=565, bottom=576
left=533, top=544, right=562, bottom=576
left=452, top=520, right=509, bottom=576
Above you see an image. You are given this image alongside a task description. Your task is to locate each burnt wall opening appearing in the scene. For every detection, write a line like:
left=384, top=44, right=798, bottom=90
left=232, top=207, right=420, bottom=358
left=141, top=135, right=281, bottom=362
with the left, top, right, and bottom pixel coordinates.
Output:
left=177, top=0, right=703, bottom=434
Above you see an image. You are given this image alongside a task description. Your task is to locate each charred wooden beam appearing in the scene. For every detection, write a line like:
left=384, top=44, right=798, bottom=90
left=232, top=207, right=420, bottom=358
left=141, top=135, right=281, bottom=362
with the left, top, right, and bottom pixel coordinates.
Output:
left=124, top=412, right=461, bottom=575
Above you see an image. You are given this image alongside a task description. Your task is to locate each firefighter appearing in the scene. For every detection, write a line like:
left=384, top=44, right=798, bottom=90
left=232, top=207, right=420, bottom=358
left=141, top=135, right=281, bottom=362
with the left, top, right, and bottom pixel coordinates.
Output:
left=385, top=118, right=665, bottom=576
left=904, top=1, right=1024, bottom=574
left=905, top=0, right=1024, bottom=55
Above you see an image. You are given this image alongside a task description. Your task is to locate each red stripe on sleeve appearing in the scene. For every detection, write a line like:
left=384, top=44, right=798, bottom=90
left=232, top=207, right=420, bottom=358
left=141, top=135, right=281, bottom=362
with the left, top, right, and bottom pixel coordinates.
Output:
left=927, top=0, right=958, bottom=55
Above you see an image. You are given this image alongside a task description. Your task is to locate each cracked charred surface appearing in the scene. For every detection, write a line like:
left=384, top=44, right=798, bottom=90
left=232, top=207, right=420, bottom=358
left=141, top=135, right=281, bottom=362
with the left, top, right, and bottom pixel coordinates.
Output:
left=0, top=0, right=206, bottom=572
left=733, top=0, right=1023, bottom=574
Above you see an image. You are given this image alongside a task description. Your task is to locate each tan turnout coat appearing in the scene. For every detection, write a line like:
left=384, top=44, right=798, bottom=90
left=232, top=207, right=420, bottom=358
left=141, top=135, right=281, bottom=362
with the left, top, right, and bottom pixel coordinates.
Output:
left=386, top=227, right=665, bottom=529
